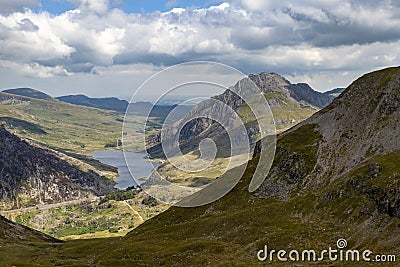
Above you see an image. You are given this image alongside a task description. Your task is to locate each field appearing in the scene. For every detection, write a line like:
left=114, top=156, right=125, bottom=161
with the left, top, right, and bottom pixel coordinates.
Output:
left=2, top=190, right=169, bottom=240
left=0, top=92, right=170, bottom=239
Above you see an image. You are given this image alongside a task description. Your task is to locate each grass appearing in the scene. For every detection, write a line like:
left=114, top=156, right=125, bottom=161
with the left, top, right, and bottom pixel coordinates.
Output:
left=1, top=72, right=399, bottom=266
left=0, top=123, right=399, bottom=265
left=3, top=190, right=169, bottom=240
left=0, top=93, right=163, bottom=176
left=155, top=92, right=318, bottom=188
left=0, top=93, right=123, bottom=154
left=236, top=92, right=318, bottom=133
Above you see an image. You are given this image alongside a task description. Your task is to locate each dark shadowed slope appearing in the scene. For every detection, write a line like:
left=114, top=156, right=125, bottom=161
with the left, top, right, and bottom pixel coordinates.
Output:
left=0, top=67, right=399, bottom=266
left=323, top=87, right=345, bottom=97
left=0, top=126, right=115, bottom=210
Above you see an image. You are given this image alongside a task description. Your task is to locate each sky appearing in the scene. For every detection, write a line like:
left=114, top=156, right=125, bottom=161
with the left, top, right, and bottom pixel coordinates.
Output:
left=0, top=0, right=399, bottom=99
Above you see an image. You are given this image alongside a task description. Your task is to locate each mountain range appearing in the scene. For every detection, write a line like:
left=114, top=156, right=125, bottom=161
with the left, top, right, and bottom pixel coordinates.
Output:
left=147, top=72, right=340, bottom=158
left=87, top=67, right=400, bottom=265
left=56, top=94, right=129, bottom=113
left=3, top=88, right=193, bottom=122
left=0, top=67, right=398, bottom=265
left=0, top=126, right=115, bottom=209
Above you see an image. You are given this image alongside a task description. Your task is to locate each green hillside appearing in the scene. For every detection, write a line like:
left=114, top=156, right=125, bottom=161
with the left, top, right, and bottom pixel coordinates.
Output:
left=0, top=67, right=399, bottom=266
left=0, top=92, right=148, bottom=177
left=3, top=88, right=53, bottom=100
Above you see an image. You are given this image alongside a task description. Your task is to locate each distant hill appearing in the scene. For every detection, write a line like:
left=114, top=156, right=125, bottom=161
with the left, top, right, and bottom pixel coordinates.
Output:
left=147, top=72, right=331, bottom=158
left=3, top=88, right=52, bottom=100
left=2, top=66, right=398, bottom=266
left=323, top=87, right=345, bottom=97
left=57, top=94, right=129, bottom=113
left=57, top=95, right=192, bottom=120
left=288, top=82, right=333, bottom=108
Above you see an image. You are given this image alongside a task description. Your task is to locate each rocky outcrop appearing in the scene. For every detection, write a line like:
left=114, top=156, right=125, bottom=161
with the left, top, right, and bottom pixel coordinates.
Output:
left=256, top=67, right=400, bottom=218
left=0, top=127, right=115, bottom=210
left=148, top=72, right=328, bottom=157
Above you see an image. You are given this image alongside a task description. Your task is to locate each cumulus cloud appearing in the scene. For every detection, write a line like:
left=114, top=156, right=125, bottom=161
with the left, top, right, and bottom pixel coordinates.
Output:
left=68, top=0, right=110, bottom=14
left=0, top=0, right=398, bottom=92
left=0, top=0, right=39, bottom=14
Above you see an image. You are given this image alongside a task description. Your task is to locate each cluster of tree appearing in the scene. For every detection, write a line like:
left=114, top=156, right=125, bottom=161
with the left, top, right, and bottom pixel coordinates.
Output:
left=99, top=187, right=139, bottom=204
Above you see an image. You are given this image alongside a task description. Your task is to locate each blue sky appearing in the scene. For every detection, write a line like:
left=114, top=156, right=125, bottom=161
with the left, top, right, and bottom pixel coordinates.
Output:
left=37, top=0, right=224, bottom=14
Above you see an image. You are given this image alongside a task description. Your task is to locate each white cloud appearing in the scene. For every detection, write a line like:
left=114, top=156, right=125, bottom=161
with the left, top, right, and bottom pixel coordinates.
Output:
left=0, top=0, right=399, bottom=96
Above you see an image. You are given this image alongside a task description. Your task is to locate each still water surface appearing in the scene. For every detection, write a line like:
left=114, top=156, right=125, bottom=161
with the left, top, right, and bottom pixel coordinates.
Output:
left=93, top=150, right=158, bottom=190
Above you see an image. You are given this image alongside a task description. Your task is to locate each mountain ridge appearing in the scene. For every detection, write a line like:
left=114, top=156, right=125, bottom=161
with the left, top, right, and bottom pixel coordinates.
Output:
left=0, top=67, right=399, bottom=266
left=56, top=94, right=129, bottom=113
left=0, top=126, right=115, bottom=210
left=148, top=72, right=333, bottom=158
left=102, top=66, right=400, bottom=265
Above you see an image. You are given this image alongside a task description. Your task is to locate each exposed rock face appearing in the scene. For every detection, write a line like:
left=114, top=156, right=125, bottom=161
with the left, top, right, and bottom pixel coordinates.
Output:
left=0, top=127, right=115, bottom=210
left=304, top=67, right=400, bottom=180
left=249, top=72, right=334, bottom=107
left=256, top=67, right=400, bottom=218
left=288, top=83, right=334, bottom=108
left=148, top=72, right=330, bottom=157
left=2, top=88, right=52, bottom=100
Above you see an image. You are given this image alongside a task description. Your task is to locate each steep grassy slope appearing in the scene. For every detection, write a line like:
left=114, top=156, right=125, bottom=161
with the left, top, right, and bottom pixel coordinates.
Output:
left=0, top=92, right=124, bottom=156
left=0, top=215, right=63, bottom=266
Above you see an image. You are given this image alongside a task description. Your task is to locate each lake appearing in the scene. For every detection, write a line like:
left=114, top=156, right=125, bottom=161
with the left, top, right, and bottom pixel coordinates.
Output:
left=93, top=150, right=159, bottom=190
